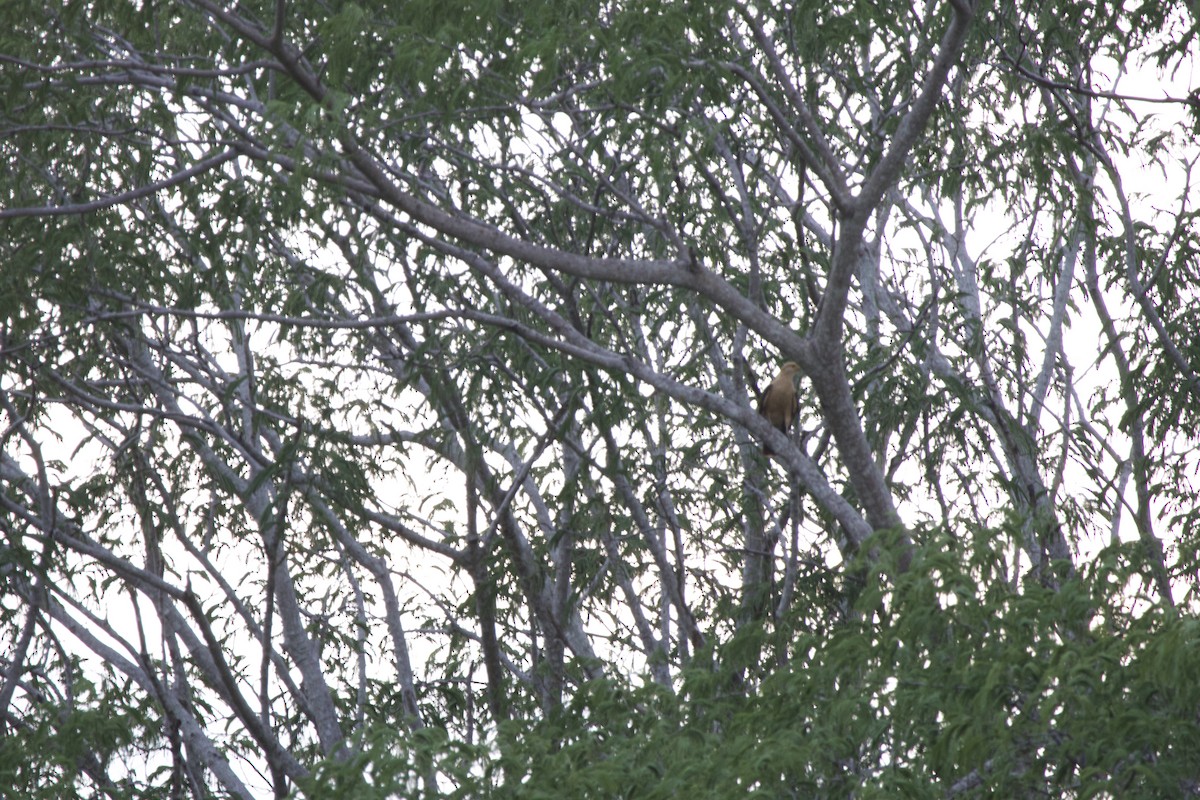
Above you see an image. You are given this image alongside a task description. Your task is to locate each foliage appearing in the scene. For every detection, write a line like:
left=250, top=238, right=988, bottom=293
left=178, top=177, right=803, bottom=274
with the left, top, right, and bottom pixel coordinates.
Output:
left=2, top=0, right=1199, bottom=797
left=489, top=536, right=1200, bottom=799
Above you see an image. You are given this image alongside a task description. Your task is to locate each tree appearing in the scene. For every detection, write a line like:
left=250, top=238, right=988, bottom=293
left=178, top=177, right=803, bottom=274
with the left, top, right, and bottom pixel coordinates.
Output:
left=2, top=0, right=1199, bottom=796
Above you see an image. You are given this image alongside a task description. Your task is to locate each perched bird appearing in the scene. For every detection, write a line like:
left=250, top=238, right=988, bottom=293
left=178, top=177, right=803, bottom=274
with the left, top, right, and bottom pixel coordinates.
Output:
left=758, top=361, right=802, bottom=456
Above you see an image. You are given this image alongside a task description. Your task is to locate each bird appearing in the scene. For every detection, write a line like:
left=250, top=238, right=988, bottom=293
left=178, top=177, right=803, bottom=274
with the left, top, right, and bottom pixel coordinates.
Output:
left=758, top=361, right=802, bottom=456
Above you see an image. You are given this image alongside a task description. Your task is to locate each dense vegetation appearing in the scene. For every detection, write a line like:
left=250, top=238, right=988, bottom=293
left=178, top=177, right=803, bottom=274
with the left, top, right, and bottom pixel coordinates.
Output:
left=2, top=0, right=1199, bottom=796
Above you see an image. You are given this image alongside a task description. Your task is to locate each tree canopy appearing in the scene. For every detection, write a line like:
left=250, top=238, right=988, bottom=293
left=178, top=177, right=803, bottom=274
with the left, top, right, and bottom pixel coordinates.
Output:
left=2, top=0, right=1200, bottom=797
